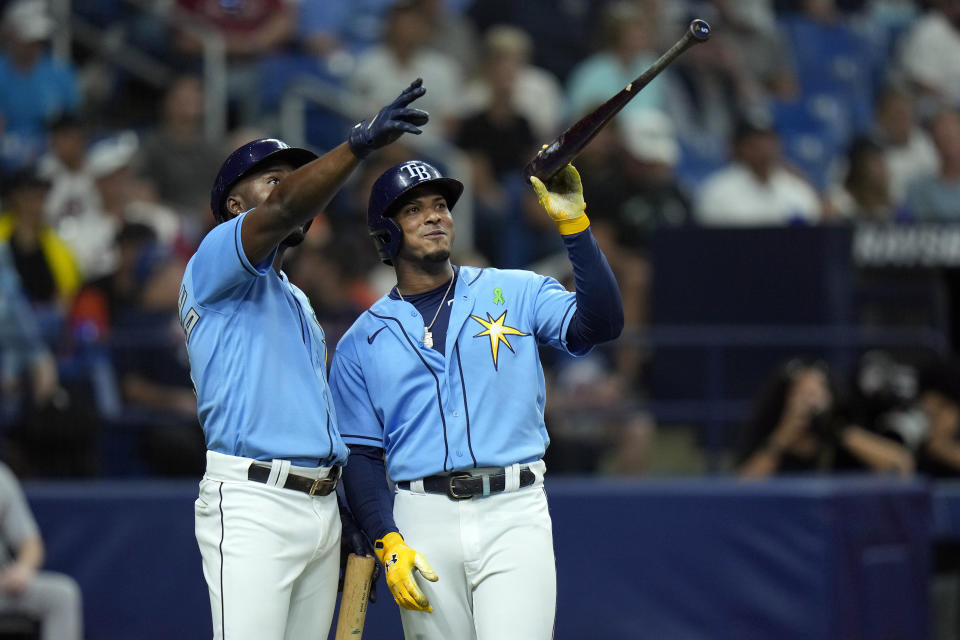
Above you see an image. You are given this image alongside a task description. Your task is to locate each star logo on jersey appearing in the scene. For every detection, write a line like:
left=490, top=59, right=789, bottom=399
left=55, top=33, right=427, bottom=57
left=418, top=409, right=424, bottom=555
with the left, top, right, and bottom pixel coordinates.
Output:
left=471, top=310, right=529, bottom=370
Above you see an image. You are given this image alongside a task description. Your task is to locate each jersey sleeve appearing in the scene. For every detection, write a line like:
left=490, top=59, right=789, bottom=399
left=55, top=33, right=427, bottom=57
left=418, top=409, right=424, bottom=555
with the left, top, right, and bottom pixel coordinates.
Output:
left=329, top=333, right=385, bottom=447
left=530, top=274, right=579, bottom=354
left=189, top=210, right=279, bottom=304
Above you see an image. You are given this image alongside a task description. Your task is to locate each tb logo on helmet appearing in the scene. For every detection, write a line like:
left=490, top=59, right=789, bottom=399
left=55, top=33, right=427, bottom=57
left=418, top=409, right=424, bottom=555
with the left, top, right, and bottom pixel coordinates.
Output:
left=401, top=162, right=434, bottom=181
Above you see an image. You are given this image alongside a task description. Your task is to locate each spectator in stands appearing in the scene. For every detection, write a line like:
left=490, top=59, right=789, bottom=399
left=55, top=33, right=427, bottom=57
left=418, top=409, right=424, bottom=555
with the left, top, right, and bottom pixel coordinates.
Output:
left=872, top=85, right=940, bottom=203
left=663, top=1, right=783, bottom=187
left=612, top=110, right=692, bottom=250
left=779, top=0, right=878, bottom=136
left=37, top=115, right=100, bottom=233
left=350, top=0, right=463, bottom=141
left=848, top=350, right=928, bottom=454
left=71, top=221, right=201, bottom=476
left=912, top=357, right=960, bottom=478
left=897, top=0, right=960, bottom=116
left=0, top=461, right=83, bottom=639
left=136, top=74, right=223, bottom=240
left=566, top=1, right=666, bottom=121
left=297, top=0, right=349, bottom=63
left=736, top=358, right=915, bottom=477
left=0, top=241, right=96, bottom=479
left=694, top=117, right=823, bottom=226
left=70, top=223, right=163, bottom=340
left=43, top=130, right=176, bottom=284
left=466, top=0, right=607, bottom=84
left=455, top=29, right=539, bottom=264
left=420, top=0, right=481, bottom=77
left=0, top=0, right=80, bottom=173
left=298, top=0, right=393, bottom=61
left=905, top=106, right=960, bottom=221
left=85, top=132, right=183, bottom=276
left=0, top=243, right=58, bottom=433
left=828, top=136, right=903, bottom=222
left=455, top=34, right=538, bottom=185
left=708, top=0, right=796, bottom=101
left=0, top=167, right=82, bottom=317
left=461, top=25, right=564, bottom=143
left=172, top=0, right=296, bottom=126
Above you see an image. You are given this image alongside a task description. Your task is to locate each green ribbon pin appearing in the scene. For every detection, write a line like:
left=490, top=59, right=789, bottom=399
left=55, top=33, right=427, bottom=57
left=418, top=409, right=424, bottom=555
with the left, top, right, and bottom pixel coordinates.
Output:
left=492, top=288, right=505, bottom=305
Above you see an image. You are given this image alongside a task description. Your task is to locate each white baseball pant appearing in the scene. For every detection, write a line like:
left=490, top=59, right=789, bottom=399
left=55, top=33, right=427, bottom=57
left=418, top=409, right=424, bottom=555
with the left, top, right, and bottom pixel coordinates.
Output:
left=195, top=451, right=341, bottom=640
left=393, top=461, right=556, bottom=640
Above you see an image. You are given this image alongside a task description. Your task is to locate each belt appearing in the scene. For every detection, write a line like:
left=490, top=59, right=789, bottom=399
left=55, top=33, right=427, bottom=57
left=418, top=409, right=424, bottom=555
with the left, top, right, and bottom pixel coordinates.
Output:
left=397, top=468, right=536, bottom=500
left=247, top=463, right=340, bottom=496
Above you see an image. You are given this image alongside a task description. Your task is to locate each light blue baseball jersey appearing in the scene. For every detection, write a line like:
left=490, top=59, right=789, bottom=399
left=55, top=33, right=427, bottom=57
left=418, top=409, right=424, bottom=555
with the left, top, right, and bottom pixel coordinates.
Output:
left=329, top=265, right=583, bottom=481
left=178, top=211, right=348, bottom=467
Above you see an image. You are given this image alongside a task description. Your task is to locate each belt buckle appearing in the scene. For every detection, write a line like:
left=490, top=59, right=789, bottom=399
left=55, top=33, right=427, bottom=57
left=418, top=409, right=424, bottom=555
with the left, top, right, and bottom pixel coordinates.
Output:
left=447, top=473, right=473, bottom=500
left=309, top=466, right=340, bottom=496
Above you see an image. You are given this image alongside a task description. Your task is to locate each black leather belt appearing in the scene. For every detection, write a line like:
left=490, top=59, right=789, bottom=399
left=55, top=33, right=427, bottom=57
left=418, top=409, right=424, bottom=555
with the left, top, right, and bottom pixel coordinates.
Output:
left=247, top=463, right=340, bottom=496
left=397, top=468, right=536, bottom=500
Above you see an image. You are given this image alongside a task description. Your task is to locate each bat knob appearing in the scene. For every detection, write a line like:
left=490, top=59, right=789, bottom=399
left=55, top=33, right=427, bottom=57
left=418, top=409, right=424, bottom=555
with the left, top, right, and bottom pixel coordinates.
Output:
left=689, top=19, right=711, bottom=41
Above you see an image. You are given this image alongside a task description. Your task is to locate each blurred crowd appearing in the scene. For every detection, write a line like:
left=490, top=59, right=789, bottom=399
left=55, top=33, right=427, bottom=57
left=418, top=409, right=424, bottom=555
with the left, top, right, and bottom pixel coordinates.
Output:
left=1, top=0, right=960, bottom=480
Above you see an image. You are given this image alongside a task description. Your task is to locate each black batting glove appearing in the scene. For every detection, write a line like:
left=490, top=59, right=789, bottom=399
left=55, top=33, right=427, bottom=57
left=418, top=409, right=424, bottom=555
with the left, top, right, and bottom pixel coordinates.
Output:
left=338, top=494, right=381, bottom=603
left=348, top=78, right=429, bottom=159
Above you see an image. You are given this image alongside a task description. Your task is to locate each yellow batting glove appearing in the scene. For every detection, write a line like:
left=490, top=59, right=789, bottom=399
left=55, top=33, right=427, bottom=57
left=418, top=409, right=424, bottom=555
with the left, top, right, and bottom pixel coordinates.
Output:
left=529, top=162, right=590, bottom=235
left=374, top=532, right=438, bottom=613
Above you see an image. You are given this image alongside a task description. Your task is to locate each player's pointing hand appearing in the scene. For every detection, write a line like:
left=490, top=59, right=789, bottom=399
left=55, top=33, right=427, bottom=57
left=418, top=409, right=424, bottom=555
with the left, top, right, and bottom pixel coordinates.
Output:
left=375, top=532, right=439, bottom=613
left=349, top=78, right=430, bottom=159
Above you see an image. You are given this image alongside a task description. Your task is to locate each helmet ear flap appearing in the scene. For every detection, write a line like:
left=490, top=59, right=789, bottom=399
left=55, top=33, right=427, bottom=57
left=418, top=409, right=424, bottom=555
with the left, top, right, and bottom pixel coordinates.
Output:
left=372, top=230, right=394, bottom=266
left=370, top=216, right=402, bottom=266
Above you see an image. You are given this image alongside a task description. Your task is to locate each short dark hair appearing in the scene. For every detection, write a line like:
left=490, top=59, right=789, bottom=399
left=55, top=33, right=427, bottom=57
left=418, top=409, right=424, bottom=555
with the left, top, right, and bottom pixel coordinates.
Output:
left=1, top=165, right=50, bottom=199
left=46, top=113, right=83, bottom=134
left=732, top=114, right=776, bottom=144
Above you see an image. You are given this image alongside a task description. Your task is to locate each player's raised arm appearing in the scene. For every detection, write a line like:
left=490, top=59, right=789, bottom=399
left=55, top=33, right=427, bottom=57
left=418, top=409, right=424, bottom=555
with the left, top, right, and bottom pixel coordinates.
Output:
left=213, top=79, right=430, bottom=265
left=529, top=163, right=624, bottom=352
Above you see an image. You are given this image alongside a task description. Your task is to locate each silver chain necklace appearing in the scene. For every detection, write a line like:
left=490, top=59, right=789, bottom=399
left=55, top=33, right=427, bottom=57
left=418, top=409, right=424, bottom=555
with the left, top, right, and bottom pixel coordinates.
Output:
left=397, top=274, right=455, bottom=349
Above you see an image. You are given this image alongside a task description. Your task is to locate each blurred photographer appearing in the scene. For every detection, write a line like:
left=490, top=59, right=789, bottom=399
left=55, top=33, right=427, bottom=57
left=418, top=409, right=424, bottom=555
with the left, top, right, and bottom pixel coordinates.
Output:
left=736, top=358, right=914, bottom=477
left=850, top=350, right=929, bottom=452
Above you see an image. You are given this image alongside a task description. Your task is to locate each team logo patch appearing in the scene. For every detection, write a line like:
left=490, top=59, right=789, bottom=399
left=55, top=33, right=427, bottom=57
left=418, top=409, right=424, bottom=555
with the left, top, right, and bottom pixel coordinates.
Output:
left=385, top=553, right=399, bottom=573
left=471, top=310, right=529, bottom=370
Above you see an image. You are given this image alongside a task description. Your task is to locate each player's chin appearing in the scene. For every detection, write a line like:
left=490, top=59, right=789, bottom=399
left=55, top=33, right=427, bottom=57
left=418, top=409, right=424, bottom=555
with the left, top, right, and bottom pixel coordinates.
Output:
left=423, top=248, right=450, bottom=263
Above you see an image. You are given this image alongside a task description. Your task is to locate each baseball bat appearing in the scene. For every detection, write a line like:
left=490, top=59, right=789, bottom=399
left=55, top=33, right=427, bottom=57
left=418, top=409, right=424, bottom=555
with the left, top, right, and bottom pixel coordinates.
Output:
left=334, top=553, right=376, bottom=640
left=523, top=18, right=711, bottom=183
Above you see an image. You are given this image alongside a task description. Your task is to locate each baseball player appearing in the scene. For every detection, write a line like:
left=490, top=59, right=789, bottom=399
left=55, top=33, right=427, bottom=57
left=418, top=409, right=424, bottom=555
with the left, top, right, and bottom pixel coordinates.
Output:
left=328, top=159, right=624, bottom=639
left=179, top=79, right=428, bottom=640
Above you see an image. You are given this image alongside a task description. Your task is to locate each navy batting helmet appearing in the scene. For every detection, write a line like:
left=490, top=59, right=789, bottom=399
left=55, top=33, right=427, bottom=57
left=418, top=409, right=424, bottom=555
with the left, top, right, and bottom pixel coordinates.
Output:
left=209, top=138, right=317, bottom=223
left=367, top=160, right=464, bottom=265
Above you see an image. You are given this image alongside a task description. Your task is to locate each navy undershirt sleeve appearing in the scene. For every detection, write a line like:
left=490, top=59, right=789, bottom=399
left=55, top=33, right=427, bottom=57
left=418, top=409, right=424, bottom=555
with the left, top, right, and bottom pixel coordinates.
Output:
left=342, top=444, right=398, bottom=542
left=563, top=227, right=625, bottom=354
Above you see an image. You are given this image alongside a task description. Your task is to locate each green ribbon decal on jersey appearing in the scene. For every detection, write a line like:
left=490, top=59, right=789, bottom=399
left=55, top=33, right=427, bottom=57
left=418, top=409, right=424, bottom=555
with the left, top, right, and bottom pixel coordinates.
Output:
left=492, top=288, right=505, bottom=305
